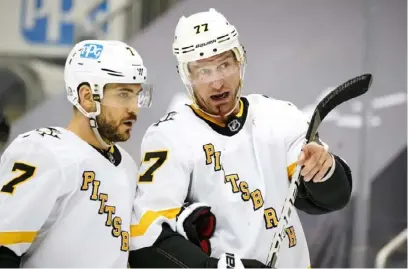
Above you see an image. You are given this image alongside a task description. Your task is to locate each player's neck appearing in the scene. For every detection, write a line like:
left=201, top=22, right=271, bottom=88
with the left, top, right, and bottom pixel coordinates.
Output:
left=67, top=116, right=110, bottom=150
left=216, top=101, right=242, bottom=123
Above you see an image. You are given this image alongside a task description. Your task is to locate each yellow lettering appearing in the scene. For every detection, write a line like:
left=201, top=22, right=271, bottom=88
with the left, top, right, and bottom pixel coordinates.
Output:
left=81, top=171, right=95, bottom=190
left=90, top=180, right=100, bottom=200
left=264, top=207, right=279, bottom=229
left=121, top=231, right=129, bottom=251
left=82, top=176, right=127, bottom=252
left=98, top=193, right=108, bottom=214
left=250, top=189, right=264, bottom=210
left=203, top=143, right=222, bottom=171
left=239, top=181, right=250, bottom=201
left=203, top=144, right=215, bottom=165
left=285, top=226, right=297, bottom=247
left=225, top=174, right=240, bottom=193
left=214, top=151, right=222, bottom=171
left=104, top=205, right=116, bottom=226
left=112, top=217, right=122, bottom=237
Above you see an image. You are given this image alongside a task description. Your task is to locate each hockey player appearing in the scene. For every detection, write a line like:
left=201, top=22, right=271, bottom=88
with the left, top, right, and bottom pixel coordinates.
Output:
left=128, top=9, right=352, bottom=268
left=0, top=40, right=152, bottom=267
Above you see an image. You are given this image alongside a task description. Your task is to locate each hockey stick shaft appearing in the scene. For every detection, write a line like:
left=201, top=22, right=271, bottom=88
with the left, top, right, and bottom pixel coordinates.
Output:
left=265, top=74, right=373, bottom=268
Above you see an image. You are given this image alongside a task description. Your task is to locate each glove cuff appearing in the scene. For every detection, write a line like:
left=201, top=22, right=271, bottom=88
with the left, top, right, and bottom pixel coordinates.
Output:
left=176, top=202, right=210, bottom=239
left=176, top=202, right=216, bottom=255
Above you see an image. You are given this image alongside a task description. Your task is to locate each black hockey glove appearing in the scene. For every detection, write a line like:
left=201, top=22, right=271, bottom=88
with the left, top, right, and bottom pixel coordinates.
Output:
left=176, top=202, right=216, bottom=255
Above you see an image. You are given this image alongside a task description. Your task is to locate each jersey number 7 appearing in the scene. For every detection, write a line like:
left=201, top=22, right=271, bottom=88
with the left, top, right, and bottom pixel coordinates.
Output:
left=138, top=151, right=168, bottom=183
left=1, top=162, right=36, bottom=195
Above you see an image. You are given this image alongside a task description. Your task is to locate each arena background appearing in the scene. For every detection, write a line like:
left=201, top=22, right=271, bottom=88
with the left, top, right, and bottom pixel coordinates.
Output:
left=0, top=0, right=406, bottom=267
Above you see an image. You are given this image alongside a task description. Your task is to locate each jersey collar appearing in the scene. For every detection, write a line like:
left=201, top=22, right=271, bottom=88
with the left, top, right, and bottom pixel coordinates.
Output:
left=91, top=145, right=122, bottom=166
left=188, top=97, right=249, bottom=136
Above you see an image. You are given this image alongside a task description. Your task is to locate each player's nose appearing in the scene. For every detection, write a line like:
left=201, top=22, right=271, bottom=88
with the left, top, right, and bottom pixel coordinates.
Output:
left=210, top=78, right=224, bottom=90
left=127, top=104, right=139, bottom=115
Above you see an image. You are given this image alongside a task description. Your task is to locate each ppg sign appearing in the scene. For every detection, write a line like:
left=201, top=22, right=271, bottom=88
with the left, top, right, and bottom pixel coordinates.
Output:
left=20, top=0, right=108, bottom=45
left=80, top=43, right=103, bottom=59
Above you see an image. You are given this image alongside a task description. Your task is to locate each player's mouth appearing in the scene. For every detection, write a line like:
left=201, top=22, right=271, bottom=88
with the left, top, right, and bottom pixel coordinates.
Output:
left=210, top=92, right=230, bottom=101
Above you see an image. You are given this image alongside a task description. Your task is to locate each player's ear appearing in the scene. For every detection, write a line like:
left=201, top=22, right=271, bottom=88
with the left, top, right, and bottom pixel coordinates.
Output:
left=78, top=83, right=96, bottom=113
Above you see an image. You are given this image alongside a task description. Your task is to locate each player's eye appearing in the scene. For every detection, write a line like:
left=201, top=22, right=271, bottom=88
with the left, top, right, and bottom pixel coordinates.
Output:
left=218, top=62, right=230, bottom=69
left=198, top=69, right=211, bottom=76
left=118, top=92, right=130, bottom=98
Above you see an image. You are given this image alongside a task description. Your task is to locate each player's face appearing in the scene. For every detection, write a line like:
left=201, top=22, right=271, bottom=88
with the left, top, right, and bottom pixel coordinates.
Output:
left=188, top=50, right=241, bottom=117
left=97, top=83, right=141, bottom=142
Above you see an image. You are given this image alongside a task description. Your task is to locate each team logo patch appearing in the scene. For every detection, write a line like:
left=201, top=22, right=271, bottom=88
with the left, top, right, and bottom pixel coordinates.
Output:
left=107, top=152, right=115, bottom=164
left=80, top=43, right=104, bottom=59
left=36, top=127, right=61, bottom=139
left=227, top=119, right=241, bottom=132
left=153, top=111, right=178, bottom=126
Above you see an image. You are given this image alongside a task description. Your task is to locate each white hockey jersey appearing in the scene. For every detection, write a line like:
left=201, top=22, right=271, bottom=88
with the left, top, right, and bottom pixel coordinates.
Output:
left=0, top=127, right=137, bottom=268
left=130, top=94, right=312, bottom=268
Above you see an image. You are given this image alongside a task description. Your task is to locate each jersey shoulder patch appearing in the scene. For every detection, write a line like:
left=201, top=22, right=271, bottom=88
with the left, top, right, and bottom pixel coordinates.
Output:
left=152, top=111, right=179, bottom=127
left=149, top=104, right=192, bottom=131
left=4, top=130, right=60, bottom=167
left=19, top=127, right=63, bottom=141
left=13, top=127, right=82, bottom=165
left=143, top=106, right=193, bottom=151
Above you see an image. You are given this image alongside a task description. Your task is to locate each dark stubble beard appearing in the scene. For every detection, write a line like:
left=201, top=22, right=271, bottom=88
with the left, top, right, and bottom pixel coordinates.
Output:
left=96, top=114, right=129, bottom=142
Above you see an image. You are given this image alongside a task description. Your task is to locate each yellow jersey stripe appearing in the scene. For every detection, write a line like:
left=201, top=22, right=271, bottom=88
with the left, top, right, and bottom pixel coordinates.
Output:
left=235, top=99, right=245, bottom=117
left=130, top=207, right=181, bottom=237
left=190, top=99, right=244, bottom=127
left=190, top=105, right=226, bottom=127
left=287, top=162, right=297, bottom=180
left=0, top=231, right=37, bottom=245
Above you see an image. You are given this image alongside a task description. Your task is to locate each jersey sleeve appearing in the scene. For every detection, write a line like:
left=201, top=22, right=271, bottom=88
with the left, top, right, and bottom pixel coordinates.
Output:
left=130, top=128, right=191, bottom=250
left=283, top=102, right=308, bottom=177
left=282, top=103, right=351, bottom=213
left=285, top=103, right=335, bottom=179
left=0, top=136, right=65, bottom=256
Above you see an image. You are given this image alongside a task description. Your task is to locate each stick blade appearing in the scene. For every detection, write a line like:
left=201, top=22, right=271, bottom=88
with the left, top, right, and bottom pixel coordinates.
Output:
left=316, top=73, right=373, bottom=121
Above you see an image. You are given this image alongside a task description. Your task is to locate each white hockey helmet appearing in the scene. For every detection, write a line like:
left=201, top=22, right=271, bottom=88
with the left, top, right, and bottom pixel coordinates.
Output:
left=64, top=40, right=152, bottom=147
left=172, top=8, right=246, bottom=112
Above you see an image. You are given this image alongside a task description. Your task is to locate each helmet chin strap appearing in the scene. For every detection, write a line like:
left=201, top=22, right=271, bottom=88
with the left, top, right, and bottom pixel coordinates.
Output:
left=76, top=101, right=113, bottom=150
left=89, top=117, right=113, bottom=150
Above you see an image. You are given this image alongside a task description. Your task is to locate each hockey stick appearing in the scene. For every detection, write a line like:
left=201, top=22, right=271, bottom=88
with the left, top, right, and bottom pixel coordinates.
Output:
left=265, top=73, right=373, bottom=268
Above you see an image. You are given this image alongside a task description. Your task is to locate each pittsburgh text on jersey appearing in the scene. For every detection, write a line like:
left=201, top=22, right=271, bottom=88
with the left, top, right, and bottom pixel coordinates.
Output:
left=81, top=171, right=129, bottom=251
left=203, top=143, right=297, bottom=248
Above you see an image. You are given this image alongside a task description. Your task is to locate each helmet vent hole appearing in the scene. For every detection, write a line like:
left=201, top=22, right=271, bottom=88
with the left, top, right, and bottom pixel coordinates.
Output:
left=213, top=48, right=217, bottom=53
left=200, top=52, right=204, bottom=56
left=133, top=76, right=136, bottom=80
